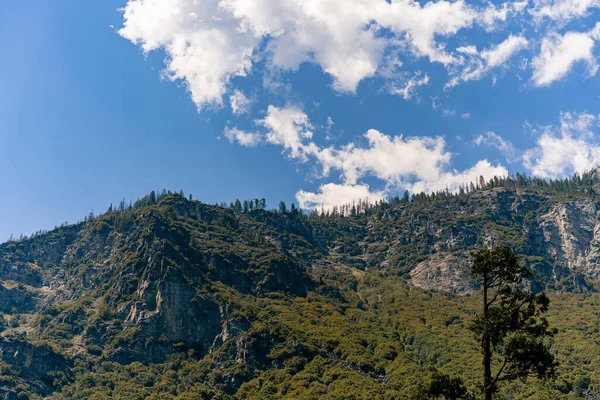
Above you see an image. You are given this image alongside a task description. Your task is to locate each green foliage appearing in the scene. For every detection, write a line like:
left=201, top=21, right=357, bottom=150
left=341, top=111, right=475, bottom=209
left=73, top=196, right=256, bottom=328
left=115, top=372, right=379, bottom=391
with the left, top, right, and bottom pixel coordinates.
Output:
left=469, top=246, right=557, bottom=399
left=427, top=372, right=470, bottom=399
left=92, top=220, right=111, bottom=235
left=6, top=182, right=600, bottom=399
left=278, top=201, right=287, bottom=213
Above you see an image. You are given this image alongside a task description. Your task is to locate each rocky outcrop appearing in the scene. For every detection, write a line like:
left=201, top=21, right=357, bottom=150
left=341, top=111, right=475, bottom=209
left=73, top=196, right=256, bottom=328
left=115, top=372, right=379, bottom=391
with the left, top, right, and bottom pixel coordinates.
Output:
left=410, top=253, right=476, bottom=294
left=408, top=194, right=600, bottom=292
left=538, top=200, right=600, bottom=279
left=119, top=278, right=222, bottom=363
left=210, top=304, right=251, bottom=354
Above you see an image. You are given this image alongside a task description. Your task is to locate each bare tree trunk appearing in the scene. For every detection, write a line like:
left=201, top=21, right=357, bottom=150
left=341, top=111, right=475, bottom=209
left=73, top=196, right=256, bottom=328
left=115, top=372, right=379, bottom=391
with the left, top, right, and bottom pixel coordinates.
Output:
left=483, top=274, right=492, bottom=400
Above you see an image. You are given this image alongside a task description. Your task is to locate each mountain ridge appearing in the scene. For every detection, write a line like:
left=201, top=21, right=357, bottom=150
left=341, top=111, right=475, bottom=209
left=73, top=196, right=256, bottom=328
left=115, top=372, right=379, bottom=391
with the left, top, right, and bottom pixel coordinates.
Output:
left=3, top=174, right=600, bottom=398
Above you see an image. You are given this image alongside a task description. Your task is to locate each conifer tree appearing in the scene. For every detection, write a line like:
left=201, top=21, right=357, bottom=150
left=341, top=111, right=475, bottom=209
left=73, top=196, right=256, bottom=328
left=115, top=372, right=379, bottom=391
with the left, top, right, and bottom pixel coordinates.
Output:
left=468, top=245, right=557, bottom=399
left=233, top=199, right=242, bottom=213
left=401, top=190, right=410, bottom=203
left=278, top=201, right=287, bottom=213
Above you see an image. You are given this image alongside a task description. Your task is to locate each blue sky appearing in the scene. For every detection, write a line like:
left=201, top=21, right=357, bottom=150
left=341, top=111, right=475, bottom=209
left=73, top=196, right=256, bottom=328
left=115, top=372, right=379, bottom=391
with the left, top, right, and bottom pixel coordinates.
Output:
left=1, top=0, right=600, bottom=241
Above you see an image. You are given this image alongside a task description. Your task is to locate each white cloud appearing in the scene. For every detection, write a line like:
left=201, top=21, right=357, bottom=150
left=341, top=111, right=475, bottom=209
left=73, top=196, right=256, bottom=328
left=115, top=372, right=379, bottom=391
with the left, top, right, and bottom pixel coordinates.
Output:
left=482, top=35, right=529, bottom=68
left=390, top=71, right=430, bottom=100
left=232, top=104, right=508, bottom=208
left=316, top=129, right=509, bottom=194
left=296, top=183, right=385, bottom=210
left=325, top=116, right=335, bottom=141
left=457, top=45, right=479, bottom=55
left=462, top=113, right=471, bottom=119
left=530, top=0, right=600, bottom=23
left=531, top=29, right=598, bottom=86
left=119, top=0, right=600, bottom=108
left=474, top=131, right=518, bottom=162
left=223, top=127, right=262, bottom=146
left=591, top=22, right=600, bottom=39
left=259, top=105, right=318, bottom=161
left=119, top=0, right=518, bottom=108
left=223, top=0, right=388, bottom=92
left=377, top=50, right=404, bottom=79
left=321, top=129, right=507, bottom=193
left=229, top=90, right=253, bottom=115
left=447, top=35, right=528, bottom=87
left=375, top=0, right=477, bottom=65
left=322, top=129, right=453, bottom=186
left=259, top=107, right=507, bottom=192
left=523, top=112, right=600, bottom=178
left=320, top=127, right=508, bottom=194
left=119, top=0, right=257, bottom=109
left=479, top=0, right=529, bottom=31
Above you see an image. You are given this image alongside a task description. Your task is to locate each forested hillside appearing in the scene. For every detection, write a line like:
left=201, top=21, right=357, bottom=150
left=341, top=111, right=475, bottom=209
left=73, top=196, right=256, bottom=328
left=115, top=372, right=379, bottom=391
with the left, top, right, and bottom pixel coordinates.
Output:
left=3, top=170, right=600, bottom=399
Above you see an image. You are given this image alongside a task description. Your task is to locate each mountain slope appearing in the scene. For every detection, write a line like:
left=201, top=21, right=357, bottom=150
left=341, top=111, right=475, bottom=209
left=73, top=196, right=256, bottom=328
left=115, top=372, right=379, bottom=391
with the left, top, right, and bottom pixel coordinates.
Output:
left=2, top=181, right=600, bottom=398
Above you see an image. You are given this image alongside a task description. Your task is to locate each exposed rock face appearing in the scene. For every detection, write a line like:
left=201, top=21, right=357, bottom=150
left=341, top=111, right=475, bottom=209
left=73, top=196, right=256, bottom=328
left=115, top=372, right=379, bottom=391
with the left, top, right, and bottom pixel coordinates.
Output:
left=210, top=304, right=251, bottom=354
left=538, top=200, right=600, bottom=278
left=120, top=279, right=221, bottom=363
left=410, top=253, right=476, bottom=295
left=401, top=192, right=600, bottom=292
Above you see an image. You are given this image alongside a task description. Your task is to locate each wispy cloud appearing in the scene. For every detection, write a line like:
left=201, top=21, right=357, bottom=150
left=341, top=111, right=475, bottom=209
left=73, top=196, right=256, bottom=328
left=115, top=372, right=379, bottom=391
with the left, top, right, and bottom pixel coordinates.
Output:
left=474, top=131, right=518, bottom=162
left=446, top=35, right=529, bottom=88
left=229, top=90, right=253, bottom=115
left=223, top=127, right=262, bottom=147
left=389, top=71, right=431, bottom=100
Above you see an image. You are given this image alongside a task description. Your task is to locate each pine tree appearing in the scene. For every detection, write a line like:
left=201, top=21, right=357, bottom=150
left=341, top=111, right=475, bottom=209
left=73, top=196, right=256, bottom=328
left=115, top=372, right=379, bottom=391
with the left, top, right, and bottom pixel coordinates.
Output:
left=233, top=199, right=242, bottom=213
left=401, top=190, right=410, bottom=203
left=468, top=245, right=557, bottom=399
left=279, top=201, right=287, bottom=213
